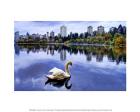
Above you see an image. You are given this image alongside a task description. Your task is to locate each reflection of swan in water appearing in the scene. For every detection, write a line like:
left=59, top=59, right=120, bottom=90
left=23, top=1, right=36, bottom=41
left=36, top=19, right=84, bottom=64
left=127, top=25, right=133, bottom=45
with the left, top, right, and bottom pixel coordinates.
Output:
left=46, top=61, right=72, bottom=80
left=45, top=78, right=72, bottom=89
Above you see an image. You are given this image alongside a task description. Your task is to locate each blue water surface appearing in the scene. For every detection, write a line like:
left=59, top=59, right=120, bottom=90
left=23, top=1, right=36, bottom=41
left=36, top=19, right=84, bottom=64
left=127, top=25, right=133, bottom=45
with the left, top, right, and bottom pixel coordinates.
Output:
left=14, top=44, right=126, bottom=91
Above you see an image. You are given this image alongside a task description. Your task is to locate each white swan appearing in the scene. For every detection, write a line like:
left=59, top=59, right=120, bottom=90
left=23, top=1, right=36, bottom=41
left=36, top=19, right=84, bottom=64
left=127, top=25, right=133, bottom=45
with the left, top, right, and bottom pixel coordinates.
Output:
left=46, top=61, right=72, bottom=80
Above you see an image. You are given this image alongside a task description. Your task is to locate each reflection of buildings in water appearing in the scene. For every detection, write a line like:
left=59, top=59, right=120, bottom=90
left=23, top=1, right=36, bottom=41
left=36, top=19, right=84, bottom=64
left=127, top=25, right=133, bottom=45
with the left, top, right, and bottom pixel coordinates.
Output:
left=86, top=53, right=92, bottom=61
left=60, top=50, right=66, bottom=61
left=42, top=47, right=47, bottom=52
left=32, top=48, right=37, bottom=53
left=46, top=46, right=50, bottom=54
left=46, top=45, right=55, bottom=55
left=14, top=44, right=20, bottom=55
left=50, top=49, right=54, bottom=55
left=27, top=49, right=30, bottom=54
left=50, top=45, right=55, bottom=55
left=96, top=53, right=103, bottom=62
left=16, top=44, right=126, bottom=65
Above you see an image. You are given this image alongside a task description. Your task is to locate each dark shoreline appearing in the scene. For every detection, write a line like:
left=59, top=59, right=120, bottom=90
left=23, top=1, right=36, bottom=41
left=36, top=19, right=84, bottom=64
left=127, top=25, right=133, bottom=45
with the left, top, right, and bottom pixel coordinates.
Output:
left=15, top=42, right=126, bottom=47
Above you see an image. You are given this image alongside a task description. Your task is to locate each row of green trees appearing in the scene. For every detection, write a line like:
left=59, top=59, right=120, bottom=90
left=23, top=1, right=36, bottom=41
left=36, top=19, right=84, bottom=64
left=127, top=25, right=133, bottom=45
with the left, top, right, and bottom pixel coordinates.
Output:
left=16, top=32, right=126, bottom=46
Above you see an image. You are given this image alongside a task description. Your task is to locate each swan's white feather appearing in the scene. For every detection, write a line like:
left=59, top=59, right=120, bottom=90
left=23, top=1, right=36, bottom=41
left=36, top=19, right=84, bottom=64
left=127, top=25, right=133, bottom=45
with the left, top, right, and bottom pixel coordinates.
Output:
left=48, top=67, right=65, bottom=75
left=46, top=61, right=72, bottom=80
left=47, top=67, right=66, bottom=80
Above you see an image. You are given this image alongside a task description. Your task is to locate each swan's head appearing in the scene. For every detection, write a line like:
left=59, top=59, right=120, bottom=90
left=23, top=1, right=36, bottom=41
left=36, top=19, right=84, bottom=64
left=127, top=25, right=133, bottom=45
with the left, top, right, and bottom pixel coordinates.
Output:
left=66, top=61, right=72, bottom=66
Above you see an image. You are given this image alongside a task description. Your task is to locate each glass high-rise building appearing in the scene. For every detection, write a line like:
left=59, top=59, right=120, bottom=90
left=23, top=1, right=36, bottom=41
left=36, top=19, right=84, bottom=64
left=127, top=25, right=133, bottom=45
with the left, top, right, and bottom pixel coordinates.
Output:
left=87, top=26, right=93, bottom=35
left=60, top=25, right=67, bottom=37
left=50, top=31, right=55, bottom=37
left=97, top=26, right=104, bottom=34
left=14, top=31, right=19, bottom=41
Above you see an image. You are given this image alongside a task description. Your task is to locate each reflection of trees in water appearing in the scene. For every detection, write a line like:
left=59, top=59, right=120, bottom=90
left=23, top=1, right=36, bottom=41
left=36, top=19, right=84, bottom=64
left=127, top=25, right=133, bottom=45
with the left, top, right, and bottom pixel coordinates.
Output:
left=15, top=44, right=126, bottom=64
left=112, top=47, right=126, bottom=64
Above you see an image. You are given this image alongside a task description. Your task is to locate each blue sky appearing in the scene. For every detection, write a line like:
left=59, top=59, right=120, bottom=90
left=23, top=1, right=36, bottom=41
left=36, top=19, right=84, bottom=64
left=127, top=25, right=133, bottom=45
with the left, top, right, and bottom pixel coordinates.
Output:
left=14, top=21, right=126, bottom=35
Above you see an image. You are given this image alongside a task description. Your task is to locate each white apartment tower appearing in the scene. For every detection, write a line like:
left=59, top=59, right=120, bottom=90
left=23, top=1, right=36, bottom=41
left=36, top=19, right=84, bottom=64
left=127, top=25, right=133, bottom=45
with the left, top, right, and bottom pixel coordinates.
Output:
left=97, top=26, right=104, bottom=34
left=46, top=32, right=49, bottom=38
left=87, top=26, right=93, bottom=35
left=60, top=25, right=67, bottom=37
left=15, top=31, right=19, bottom=41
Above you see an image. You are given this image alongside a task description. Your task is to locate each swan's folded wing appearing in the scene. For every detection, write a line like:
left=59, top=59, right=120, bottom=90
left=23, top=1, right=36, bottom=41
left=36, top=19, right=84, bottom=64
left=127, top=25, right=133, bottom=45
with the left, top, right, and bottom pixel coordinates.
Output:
left=49, top=67, right=59, bottom=72
left=48, top=67, right=65, bottom=78
left=48, top=67, right=65, bottom=75
left=53, top=73, right=65, bottom=80
left=47, top=67, right=65, bottom=80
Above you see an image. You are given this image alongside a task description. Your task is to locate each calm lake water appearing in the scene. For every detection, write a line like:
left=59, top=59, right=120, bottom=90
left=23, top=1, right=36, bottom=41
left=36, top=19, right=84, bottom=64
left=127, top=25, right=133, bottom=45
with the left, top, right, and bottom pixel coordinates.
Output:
left=14, top=44, right=126, bottom=91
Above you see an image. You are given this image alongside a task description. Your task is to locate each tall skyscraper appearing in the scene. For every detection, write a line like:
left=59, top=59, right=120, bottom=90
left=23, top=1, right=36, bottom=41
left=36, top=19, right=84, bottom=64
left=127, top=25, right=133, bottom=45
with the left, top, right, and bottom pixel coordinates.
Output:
left=97, top=26, right=104, bottom=34
left=60, top=25, right=67, bottom=37
left=14, top=31, right=19, bottom=41
left=87, top=26, right=93, bottom=35
left=46, top=32, right=49, bottom=38
left=50, top=31, right=55, bottom=37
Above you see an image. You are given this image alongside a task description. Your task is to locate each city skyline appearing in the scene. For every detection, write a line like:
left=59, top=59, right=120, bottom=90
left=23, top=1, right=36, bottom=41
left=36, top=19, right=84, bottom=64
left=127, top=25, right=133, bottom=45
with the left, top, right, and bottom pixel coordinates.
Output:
left=15, top=21, right=126, bottom=35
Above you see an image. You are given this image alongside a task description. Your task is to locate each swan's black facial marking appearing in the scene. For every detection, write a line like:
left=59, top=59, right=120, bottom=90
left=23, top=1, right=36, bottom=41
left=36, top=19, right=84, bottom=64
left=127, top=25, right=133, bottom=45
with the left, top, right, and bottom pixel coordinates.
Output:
left=68, top=62, right=72, bottom=66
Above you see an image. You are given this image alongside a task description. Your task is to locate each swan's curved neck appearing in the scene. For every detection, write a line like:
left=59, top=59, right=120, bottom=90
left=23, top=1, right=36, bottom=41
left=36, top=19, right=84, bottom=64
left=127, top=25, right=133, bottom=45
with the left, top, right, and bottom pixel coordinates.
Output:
left=65, top=63, right=70, bottom=74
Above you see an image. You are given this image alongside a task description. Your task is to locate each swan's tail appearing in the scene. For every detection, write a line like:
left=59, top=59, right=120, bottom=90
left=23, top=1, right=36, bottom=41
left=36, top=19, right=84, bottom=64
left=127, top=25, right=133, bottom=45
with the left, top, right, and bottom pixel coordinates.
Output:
left=45, top=74, right=54, bottom=80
